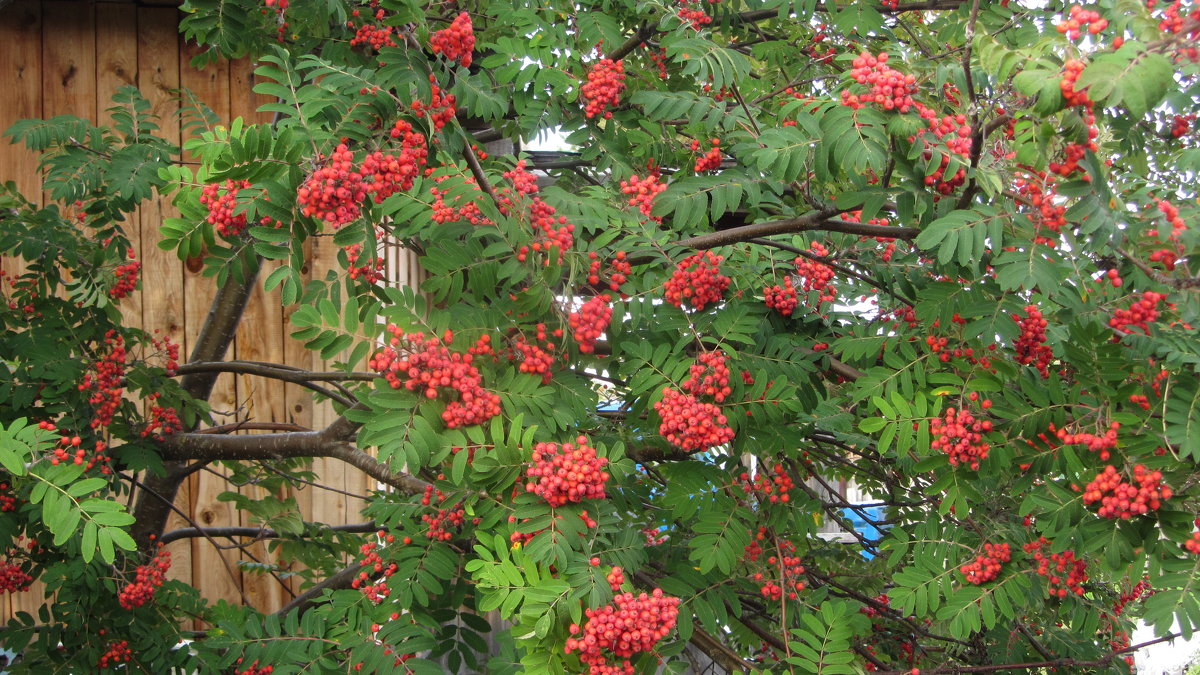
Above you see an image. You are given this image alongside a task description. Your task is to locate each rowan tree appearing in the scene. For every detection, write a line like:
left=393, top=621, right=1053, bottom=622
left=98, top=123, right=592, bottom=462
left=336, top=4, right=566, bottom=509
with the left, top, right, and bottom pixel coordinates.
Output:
left=0, top=0, right=1199, bottom=672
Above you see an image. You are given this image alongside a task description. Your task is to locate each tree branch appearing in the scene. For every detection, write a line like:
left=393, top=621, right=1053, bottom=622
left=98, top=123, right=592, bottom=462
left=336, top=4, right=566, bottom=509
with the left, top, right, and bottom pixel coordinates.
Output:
left=679, top=211, right=918, bottom=250
left=160, top=521, right=378, bottom=545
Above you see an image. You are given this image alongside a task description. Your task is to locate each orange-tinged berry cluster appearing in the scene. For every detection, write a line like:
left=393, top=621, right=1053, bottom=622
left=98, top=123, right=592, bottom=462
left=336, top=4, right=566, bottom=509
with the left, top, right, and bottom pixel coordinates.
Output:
left=581, top=59, right=626, bottom=119
left=565, top=589, right=681, bottom=674
left=78, top=330, right=126, bottom=431
left=430, top=12, right=475, bottom=67
left=0, top=560, right=32, bottom=594
left=960, top=542, right=1011, bottom=584
left=654, top=387, right=734, bottom=452
left=201, top=179, right=273, bottom=236
left=297, top=144, right=367, bottom=227
left=930, top=406, right=992, bottom=470
left=412, top=74, right=457, bottom=131
left=110, top=250, right=140, bottom=300
left=740, top=464, right=795, bottom=504
left=97, top=640, right=132, bottom=669
left=664, top=251, right=729, bottom=311
left=764, top=277, right=799, bottom=316
left=619, top=172, right=667, bottom=221
left=525, top=436, right=609, bottom=507
left=842, top=51, right=915, bottom=112
left=1013, top=304, right=1054, bottom=378
left=1025, top=537, right=1087, bottom=597
left=682, top=350, right=731, bottom=402
left=1055, top=421, right=1120, bottom=460
left=794, top=242, right=837, bottom=303
left=1056, top=4, right=1108, bottom=39
left=353, top=532, right=398, bottom=602
left=118, top=547, right=171, bottom=609
left=691, top=138, right=722, bottom=172
left=569, top=295, right=612, bottom=354
left=1082, top=464, right=1172, bottom=519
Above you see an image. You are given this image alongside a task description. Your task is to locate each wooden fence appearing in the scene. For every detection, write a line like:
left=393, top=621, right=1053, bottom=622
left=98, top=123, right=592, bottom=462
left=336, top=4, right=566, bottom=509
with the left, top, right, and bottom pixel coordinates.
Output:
left=0, top=0, right=418, bottom=621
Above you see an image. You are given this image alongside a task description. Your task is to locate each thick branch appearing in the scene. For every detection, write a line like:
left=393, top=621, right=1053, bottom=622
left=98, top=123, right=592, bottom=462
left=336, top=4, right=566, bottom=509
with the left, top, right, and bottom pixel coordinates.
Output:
left=275, top=563, right=365, bottom=617
left=176, top=360, right=377, bottom=383
left=679, top=211, right=918, bottom=250
left=160, top=522, right=377, bottom=545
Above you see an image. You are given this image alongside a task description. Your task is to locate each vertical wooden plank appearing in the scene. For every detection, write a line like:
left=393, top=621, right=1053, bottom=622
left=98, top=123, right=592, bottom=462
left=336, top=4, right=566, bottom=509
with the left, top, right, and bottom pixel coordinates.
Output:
left=308, top=234, right=352, bottom=529
left=281, top=237, right=316, bottom=598
left=222, top=55, right=291, bottom=613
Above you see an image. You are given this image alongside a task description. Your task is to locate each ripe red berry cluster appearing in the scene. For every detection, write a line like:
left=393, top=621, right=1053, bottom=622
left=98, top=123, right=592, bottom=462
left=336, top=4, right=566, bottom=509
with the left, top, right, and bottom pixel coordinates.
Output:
left=843, top=209, right=899, bottom=260
left=1171, top=114, right=1194, bottom=138
left=422, top=482, right=468, bottom=541
left=430, top=12, right=475, bottom=67
left=959, top=542, right=1011, bottom=585
left=348, top=5, right=396, bottom=50
left=794, top=243, right=837, bottom=303
left=513, top=334, right=557, bottom=383
left=1109, top=291, right=1166, bottom=335
left=691, top=138, right=722, bottom=172
left=343, top=243, right=385, bottom=283
left=664, top=251, right=729, bottom=311
left=0, top=561, right=32, bottom=594
left=78, top=330, right=126, bottom=431
left=842, top=52, right=916, bottom=112
left=739, top=464, right=795, bottom=504
left=587, top=251, right=630, bottom=293
left=565, top=589, right=681, bottom=674
left=201, top=179, right=271, bottom=237
left=297, top=144, right=367, bottom=227
left=353, top=532, right=398, bottom=602
left=748, top=535, right=806, bottom=600
left=361, top=121, right=428, bottom=202
left=97, top=639, right=132, bottom=669
left=118, top=547, right=171, bottom=609
left=497, top=161, right=576, bottom=264
left=581, top=59, right=626, bottom=119
left=150, top=331, right=180, bottom=376
left=1112, top=578, right=1152, bottom=616
left=0, top=481, right=17, bottom=513
left=1013, top=304, right=1054, bottom=378
left=1024, top=537, right=1087, bottom=597
left=235, top=659, right=275, bottom=675
left=1186, top=531, right=1200, bottom=554
left=1014, top=170, right=1067, bottom=245
left=930, top=406, right=992, bottom=470
left=1154, top=199, right=1188, bottom=241
left=569, top=295, right=612, bottom=354
left=525, top=436, right=609, bottom=506
left=606, top=565, right=625, bottom=591
left=368, top=325, right=502, bottom=428
left=1055, top=421, right=1120, bottom=460
left=49, top=431, right=111, bottom=472
left=682, top=350, right=731, bottom=402
left=1149, top=248, right=1179, bottom=271
left=1082, top=464, right=1172, bottom=519
left=110, top=251, right=140, bottom=300
left=1056, top=4, right=1108, bottom=39
left=141, top=392, right=182, bottom=440
left=764, top=277, right=799, bottom=316
left=1059, top=59, right=1091, bottom=108
left=654, top=387, right=735, bottom=452
left=412, top=75, right=457, bottom=131
left=619, top=172, right=668, bottom=221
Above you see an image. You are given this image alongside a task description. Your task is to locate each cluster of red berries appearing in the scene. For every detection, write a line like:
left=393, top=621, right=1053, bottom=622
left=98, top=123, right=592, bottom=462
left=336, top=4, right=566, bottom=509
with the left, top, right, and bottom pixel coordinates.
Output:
left=676, top=0, right=717, bottom=26
left=0, top=561, right=32, bottom=594
left=1112, top=578, right=1152, bottom=616
left=842, top=52, right=916, bottom=112
left=682, top=350, right=731, bottom=402
left=513, top=334, right=557, bottom=384
left=930, top=406, right=992, bottom=470
left=297, top=144, right=367, bottom=227
left=619, top=172, right=668, bottom=221
left=569, top=295, right=612, bottom=354
left=118, top=547, right=171, bottom=609
left=748, top=535, right=806, bottom=600
left=343, top=243, right=385, bottom=283
left=353, top=532, right=398, bottom=603
left=691, top=138, right=722, bottom=172
left=422, top=483, right=468, bottom=541
left=606, top=565, right=625, bottom=591
left=348, top=4, right=396, bottom=50
left=0, top=481, right=17, bottom=513
left=150, top=330, right=180, bottom=376
left=1154, top=199, right=1188, bottom=241
left=524, top=436, right=609, bottom=506
left=794, top=243, right=837, bottom=304
left=1056, top=4, right=1108, bottom=39
left=586, top=251, right=630, bottom=293
left=664, top=251, right=729, bottom=310
left=565, top=589, right=680, bottom=674
left=1060, top=59, right=1091, bottom=108
left=1014, top=170, right=1067, bottom=245
left=200, top=179, right=271, bottom=237
left=49, top=431, right=111, bottom=472
left=110, top=251, right=140, bottom=300
left=497, top=161, right=576, bottom=264
left=412, top=75, right=457, bottom=131
left=1082, top=465, right=1172, bottom=519
left=1013, top=305, right=1054, bottom=378
left=1149, top=248, right=1179, bottom=271
left=1109, top=291, right=1165, bottom=335
left=235, top=659, right=275, bottom=675
left=581, top=59, right=626, bottom=119
left=79, top=330, right=126, bottom=430
left=1055, top=421, right=1120, bottom=460
left=430, top=12, right=475, bottom=67
left=430, top=173, right=488, bottom=226
left=1186, top=531, right=1200, bottom=554
left=141, top=392, right=182, bottom=440
left=764, top=277, right=799, bottom=316
left=1171, top=114, right=1194, bottom=138
left=740, top=464, right=794, bottom=503
left=844, top=209, right=899, bottom=260
left=368, top=326, right=502, bottom=428
left=654, top=387, right=735, bottom=452
left=960, top=542, right=1011, bottom=585
left=1025, top=537, right=1088, bottom=597
left=97, top=639, right=132, bottom=669
left=361, top=121, right=428, bottom=202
